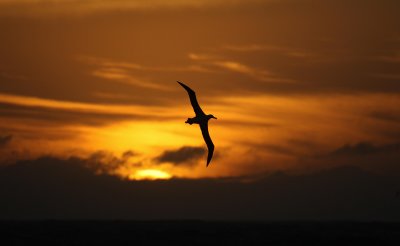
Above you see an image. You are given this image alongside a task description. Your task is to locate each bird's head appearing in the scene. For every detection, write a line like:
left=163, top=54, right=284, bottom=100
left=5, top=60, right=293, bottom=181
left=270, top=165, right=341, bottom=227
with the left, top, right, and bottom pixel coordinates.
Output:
left=208, top=114, right=217, bottom=120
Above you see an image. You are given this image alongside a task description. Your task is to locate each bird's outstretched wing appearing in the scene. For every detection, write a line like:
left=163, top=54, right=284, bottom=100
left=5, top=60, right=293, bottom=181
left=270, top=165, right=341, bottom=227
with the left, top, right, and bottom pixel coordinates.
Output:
left=177, top=81, right=205, bottom=116
left=200, top=123, right=214, bottom=167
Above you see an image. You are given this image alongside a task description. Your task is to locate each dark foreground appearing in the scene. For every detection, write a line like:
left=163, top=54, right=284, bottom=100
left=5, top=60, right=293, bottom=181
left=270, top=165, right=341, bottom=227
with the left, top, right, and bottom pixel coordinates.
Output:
left=1, top=221, right=400, bottom=245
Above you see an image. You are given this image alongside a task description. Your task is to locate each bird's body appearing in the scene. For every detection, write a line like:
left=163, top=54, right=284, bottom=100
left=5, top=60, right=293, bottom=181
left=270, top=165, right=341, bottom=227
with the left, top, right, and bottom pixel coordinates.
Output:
left=177, top=81, right=217, bottom=166
left=185, top=114, right=214, bottom=125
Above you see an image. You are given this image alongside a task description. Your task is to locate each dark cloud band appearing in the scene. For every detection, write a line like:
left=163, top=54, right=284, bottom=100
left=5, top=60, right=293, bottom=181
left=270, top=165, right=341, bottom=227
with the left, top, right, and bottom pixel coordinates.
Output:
left=154, top=146, right=206, bottom=166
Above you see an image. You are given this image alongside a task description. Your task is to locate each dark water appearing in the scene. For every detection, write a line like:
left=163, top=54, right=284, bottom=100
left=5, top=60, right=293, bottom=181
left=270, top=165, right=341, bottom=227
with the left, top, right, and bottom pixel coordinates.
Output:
left=1, top=221, right=399, bottom=245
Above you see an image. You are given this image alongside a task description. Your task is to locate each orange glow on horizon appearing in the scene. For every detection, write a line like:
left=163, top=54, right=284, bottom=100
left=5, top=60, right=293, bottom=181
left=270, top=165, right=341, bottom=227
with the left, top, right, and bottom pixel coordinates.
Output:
left=130, top=169, right=172, bottom=180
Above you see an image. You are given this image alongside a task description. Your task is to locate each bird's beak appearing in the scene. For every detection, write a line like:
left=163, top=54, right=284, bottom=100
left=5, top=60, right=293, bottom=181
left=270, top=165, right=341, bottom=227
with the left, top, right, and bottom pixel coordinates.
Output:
left=213, top=116, right=217, bottom=119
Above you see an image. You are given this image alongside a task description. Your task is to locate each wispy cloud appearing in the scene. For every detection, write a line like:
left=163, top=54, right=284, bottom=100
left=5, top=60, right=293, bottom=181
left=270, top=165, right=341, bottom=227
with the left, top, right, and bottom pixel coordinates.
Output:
left=81, top=55, right=214, bottom=91
left=372, top=73, right=400, bottom=80
left=223, top=44, right=274, bottom=52
left=81, top=55, right=214, bottom=73
left=376, top=52, right=400, bottom=63
left=368, top=111, right=400, bottom=123
left=223, top=44, right=316, bottom=58
left=188, top=53, right=221, bottom=61
left=91, top=67, right=170, bottom=91
left=0, top=0, right=270, bottom=17
left=188, top=52, right=294, bottom=83
left=84, top=57, right=169, bottom=91
left=91, top=91, right=131, bottom=100
left=329, top=142, right=400, bottom=157
left=0, top=92, right=168, bottom=117
left=213, top=61, right=293, bottom=83
left=0, top=70, right=27, bottom=81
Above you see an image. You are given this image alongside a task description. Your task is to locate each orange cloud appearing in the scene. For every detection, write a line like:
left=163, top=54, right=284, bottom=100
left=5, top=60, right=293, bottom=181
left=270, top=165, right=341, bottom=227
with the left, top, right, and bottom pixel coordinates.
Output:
left=0, top=0, right=270, bottom=17
left=222, top=44, right=316, bottom=58
left=0, top=92, right=168, bottom=117
left=188, top=52, right=294, bottom=83
left=91, top=67, right=170, bottom=91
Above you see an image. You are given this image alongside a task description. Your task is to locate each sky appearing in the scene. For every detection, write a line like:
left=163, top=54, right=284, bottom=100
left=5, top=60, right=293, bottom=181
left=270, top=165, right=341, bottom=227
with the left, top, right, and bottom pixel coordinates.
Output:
left=0, top=0, right=400, bottom=220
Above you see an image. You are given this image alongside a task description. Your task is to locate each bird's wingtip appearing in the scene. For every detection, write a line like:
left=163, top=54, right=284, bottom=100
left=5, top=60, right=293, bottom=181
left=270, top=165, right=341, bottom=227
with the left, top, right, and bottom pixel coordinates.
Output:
left=177, top=81, right=190, bottom=90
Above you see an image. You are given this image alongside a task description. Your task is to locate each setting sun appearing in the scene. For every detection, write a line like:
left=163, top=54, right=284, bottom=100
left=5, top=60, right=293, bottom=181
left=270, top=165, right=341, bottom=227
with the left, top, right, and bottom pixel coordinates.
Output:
left=130, top=169, right=172, bottom=180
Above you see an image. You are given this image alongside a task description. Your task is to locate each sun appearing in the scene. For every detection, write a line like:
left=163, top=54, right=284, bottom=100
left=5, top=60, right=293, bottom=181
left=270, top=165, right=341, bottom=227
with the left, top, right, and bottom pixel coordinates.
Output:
left=129, top=169, right=172, bottom=180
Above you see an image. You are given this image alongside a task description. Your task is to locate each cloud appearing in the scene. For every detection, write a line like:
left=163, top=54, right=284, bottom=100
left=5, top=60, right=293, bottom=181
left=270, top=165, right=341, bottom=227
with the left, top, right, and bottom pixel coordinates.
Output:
left=91, top=67, right=171, bottom=91
left=188, top=53, right=221, bottom=61
left=214, top=61, right=294, bottom=83
left=0, top=103, right=164, bottom=129
left=82, top=55, right=215, bottom=78
left=223, top=44, right=277, bottom=52
left=188, top=53, right=294, bottom=83
left=1, top=156, right=400, bottom=220
left=154, top=146, right=205, bottom=166
left=330, top=142, right=400, bottom=157
left=0, top=92, right=171, bottom=119
left=223, top=44, right=316, bottom=59
left=0, top=134, right=12, bottom=147
left=86, top=150, right=138, bottom=174
left=261, top=143, right=296, bottom=156
left=372, top=73, right=400, bottom=80
left=0, top=0, right=270, bottom=17
left=376, top=53, right=400, bottom=63
left=0, top=70, right=27, bottom=81
left=300, top=141, right=400, bottom=174
left=122, top=150, right=135, bottom=159
left=369, top=111, right=400, bottom=123
left=91, top=91, right=131, bottom=100
left=219, top=119, right=279, bottom=128
left=81, top=56, right=214, bottom=91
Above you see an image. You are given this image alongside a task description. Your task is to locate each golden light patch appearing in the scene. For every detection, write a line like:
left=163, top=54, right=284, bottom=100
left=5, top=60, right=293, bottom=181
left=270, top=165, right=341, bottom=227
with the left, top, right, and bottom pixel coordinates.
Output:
left=89, top=121, right=202, bottom=155
left=130, top=169, right=172, bottom=180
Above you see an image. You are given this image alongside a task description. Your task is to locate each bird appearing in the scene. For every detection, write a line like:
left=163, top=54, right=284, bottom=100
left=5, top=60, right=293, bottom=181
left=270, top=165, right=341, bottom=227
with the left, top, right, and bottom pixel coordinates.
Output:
left=177, top=81, right=217, bottom=167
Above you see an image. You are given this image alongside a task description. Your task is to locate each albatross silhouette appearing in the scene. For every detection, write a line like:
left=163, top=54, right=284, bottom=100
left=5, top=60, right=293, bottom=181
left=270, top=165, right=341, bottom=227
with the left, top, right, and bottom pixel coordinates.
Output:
left=177, top=81, right=217, bottom=167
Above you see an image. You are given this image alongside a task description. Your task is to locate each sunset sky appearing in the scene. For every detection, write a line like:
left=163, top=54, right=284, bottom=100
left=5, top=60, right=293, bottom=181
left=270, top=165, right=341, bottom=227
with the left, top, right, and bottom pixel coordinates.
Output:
left=0, top=0, right=399, bottom=183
